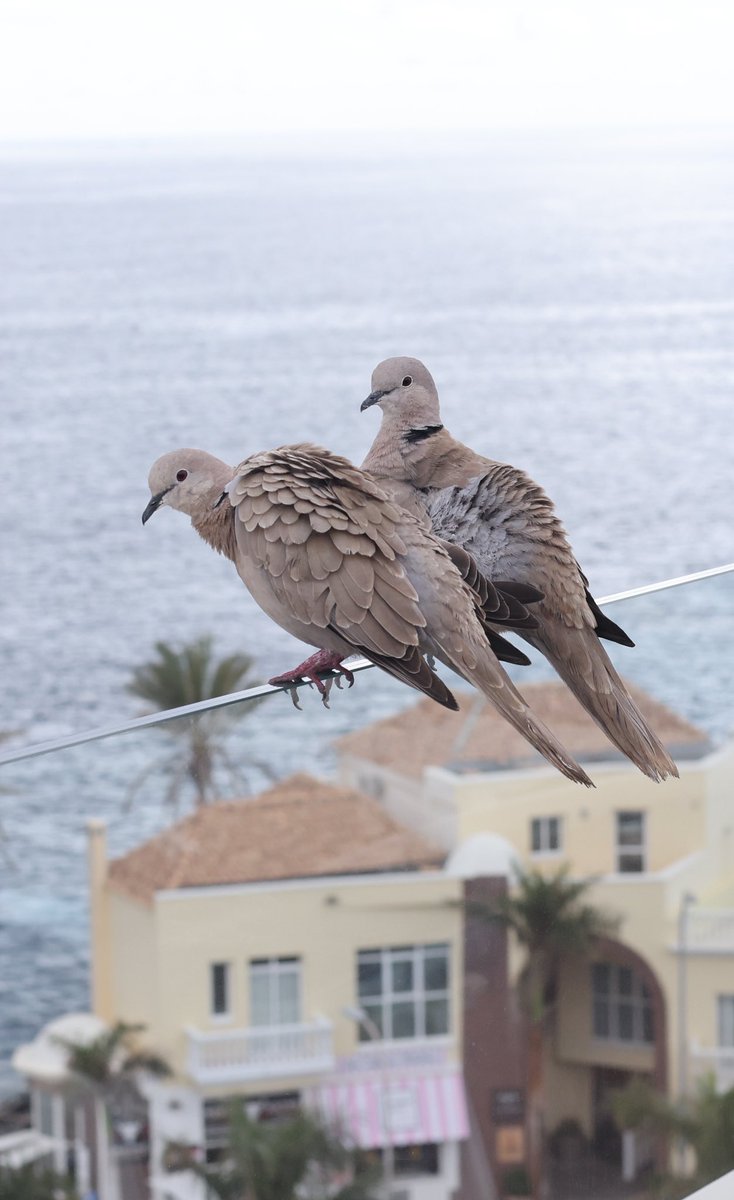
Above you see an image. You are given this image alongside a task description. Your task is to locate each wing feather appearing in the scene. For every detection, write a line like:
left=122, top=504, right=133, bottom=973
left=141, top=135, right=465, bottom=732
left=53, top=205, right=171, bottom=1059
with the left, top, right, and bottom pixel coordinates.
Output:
left=231, top=444, right=437, bottom=667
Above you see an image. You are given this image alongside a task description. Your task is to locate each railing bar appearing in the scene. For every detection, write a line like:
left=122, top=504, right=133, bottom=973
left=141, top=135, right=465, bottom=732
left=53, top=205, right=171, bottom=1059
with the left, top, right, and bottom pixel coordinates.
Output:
left=599, top=561, right=734, bottom=604
left=0, top=661, right=375, bottom=766
left=1, top=560, right=733, bottom=768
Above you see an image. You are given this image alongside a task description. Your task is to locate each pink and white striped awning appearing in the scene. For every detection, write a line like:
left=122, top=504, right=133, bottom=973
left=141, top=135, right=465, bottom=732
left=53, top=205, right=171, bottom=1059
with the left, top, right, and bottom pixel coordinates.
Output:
left=307, top=1071, right=469, bottom=1149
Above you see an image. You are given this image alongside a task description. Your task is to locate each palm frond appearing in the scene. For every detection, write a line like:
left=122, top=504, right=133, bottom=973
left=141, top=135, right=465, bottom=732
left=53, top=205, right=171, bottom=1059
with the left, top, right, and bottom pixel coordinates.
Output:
left=126, top=636, right=264, bottom=806
left=183, top=1101, right=375, bottom=1200
left=123, top=1050, right=171, bottom=1077
left=56, top=1021, right=167, bottom=1089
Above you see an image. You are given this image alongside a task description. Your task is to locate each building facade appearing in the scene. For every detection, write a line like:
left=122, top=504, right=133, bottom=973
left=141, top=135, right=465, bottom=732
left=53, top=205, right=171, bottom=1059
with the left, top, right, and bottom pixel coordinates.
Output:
left=17, top=774, right=481, bottom=1200
left=336, top=680, right=734, bottom=1170
left=12, top=679, right=734, bottom=1196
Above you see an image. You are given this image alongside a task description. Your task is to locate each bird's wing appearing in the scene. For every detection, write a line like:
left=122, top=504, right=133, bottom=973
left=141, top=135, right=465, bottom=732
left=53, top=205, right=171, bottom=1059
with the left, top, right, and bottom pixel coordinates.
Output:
left=438, top=539, right=542, bottom=629
left=228, top=444, right=458, bottom=709
left=425, top=459, right=672, bottom=778
left=437, top=538, right=544, bottom=665
left=425, top=461, right=598, bottom=631
left=398, top=529, right=593, bottom=786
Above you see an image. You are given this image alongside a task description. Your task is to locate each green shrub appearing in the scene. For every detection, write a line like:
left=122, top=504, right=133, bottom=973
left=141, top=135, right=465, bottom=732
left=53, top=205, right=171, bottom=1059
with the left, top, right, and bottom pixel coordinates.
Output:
left=502, top=1164, right=532, bottom=1196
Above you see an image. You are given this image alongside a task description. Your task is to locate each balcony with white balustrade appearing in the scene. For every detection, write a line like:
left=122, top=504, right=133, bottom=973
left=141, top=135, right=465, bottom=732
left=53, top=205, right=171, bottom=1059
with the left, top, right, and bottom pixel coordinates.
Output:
left=685, top=908, right=734, bottom=954
left=185, top=1019, right=335, bottom=1085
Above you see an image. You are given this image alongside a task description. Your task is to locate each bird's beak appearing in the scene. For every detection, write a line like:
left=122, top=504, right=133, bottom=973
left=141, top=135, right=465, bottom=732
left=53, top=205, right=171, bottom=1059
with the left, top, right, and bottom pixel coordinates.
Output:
left=360, top=389, right=387, bottom=412
left=142, top=492, right=165, bottom=525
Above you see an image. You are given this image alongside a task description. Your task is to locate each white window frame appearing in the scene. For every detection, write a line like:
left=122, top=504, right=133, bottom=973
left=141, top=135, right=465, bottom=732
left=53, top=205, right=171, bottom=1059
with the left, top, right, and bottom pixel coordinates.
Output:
left=591, top=962, right=654, bottom=1046
left=249, top=956, right=302, bottom=1027
left=530, top=815, right=562, bottom=856
left=718, top=994, right=734, bottom=1047
left=210, top=961, right=231, bottom=1022
left=615, top=810, right=647, bottom=873
left=356, top=944, right=450, bottom=1042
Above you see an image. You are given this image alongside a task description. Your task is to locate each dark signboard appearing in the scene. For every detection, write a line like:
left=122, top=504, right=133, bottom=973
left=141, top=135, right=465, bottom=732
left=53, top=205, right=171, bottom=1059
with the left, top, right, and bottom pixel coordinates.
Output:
left=491, top=1087, right=525, bottom=1124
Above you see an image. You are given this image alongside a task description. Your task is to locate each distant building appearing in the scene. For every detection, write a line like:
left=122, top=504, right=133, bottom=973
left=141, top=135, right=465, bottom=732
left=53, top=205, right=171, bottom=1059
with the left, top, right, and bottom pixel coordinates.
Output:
left=14, top=774, right=495, bottom=1200
left=11, top=680, right=734, bottom=1197
left=336, top=680, right=734, bottom=1172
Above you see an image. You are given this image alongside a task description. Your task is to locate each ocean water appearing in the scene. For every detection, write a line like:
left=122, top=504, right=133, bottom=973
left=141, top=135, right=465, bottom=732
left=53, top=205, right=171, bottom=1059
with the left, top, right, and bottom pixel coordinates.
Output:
left=1, top=129, right=733, bottom=1096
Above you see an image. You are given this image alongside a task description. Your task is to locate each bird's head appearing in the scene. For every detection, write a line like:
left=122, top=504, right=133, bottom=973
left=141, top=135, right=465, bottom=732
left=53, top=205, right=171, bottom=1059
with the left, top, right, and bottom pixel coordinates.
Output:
left=360, top=357, right=441, bottom=426
left=142, top=449, right=234, bottom=524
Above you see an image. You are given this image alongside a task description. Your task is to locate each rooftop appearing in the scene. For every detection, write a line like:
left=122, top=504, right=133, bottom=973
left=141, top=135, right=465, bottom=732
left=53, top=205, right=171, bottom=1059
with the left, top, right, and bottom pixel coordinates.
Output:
left=335, top=680, right=710, bottom=779
left=108, top=772, right=443, bottom=903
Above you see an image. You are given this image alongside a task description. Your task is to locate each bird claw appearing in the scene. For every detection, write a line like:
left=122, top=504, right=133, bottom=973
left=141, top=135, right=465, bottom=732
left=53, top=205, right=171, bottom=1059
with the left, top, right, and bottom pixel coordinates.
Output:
left=321, top=666, right=354, bottom=700
left=269, top=656, right=354, bottom=709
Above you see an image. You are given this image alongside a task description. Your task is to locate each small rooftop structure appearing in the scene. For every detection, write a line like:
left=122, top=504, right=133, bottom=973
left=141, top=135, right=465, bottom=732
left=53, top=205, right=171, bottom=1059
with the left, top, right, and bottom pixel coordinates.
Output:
left=109, top=772, right=443, bottom=903
left=446, top=833, right=520, bottom=880
left=336, top=680, right=710, bottom=778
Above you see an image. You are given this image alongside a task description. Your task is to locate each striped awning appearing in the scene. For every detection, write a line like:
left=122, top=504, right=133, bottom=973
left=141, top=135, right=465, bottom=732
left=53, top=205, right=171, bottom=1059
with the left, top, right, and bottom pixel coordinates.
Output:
left=307, top=1070, right=469, bottom=1149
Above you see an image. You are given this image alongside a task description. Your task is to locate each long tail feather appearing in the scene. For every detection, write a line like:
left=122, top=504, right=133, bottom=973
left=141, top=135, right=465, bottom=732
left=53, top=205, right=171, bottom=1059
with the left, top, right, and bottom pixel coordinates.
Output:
left=526, top=622, right=678, bottom=781
left=432, top=638, right=594, bottom=787
left=470, top=666, right=595, bottom=787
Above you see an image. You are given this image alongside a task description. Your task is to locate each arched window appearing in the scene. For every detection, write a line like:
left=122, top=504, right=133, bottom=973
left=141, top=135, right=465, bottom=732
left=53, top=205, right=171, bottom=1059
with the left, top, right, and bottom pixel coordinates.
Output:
left=591, top=962, right=654, bottom=1044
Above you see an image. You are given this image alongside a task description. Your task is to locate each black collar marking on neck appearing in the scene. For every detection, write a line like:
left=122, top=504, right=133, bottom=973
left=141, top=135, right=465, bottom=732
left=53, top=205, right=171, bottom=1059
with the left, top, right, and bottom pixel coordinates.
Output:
left=403, top=423, right=444, bottom=444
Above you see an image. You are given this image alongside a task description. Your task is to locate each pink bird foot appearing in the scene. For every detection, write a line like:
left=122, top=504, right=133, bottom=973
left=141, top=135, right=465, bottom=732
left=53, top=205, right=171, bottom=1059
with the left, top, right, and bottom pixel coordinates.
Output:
left=268, top=651, right=355, bottom=708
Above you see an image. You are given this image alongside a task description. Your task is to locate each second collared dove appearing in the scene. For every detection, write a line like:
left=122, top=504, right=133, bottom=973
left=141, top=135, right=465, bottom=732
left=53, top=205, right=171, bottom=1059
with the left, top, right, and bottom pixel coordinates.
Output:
left=143, top=444, right=593, bottom=785
left=361, top=356, right=678, bottom=782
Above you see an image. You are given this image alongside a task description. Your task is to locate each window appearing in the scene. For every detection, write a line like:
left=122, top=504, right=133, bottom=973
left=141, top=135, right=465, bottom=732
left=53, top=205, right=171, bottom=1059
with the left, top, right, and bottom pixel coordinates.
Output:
left=531, top=816, right=562, bottom=854
left=366, top=1143, right=440, bottom=1177
left=616, top=811, right=646, bottom=873
left=395, top=1142, right=440, bottom=1176
left=356, top=944, right=450, bottom=1040
left=592, top=963, right=654, bottom=1044
left=718, top=995, right=734, bottom=1047
left=210, top=962, right=230, bottom=1018
left=250, top=957, right=301, bottom=1026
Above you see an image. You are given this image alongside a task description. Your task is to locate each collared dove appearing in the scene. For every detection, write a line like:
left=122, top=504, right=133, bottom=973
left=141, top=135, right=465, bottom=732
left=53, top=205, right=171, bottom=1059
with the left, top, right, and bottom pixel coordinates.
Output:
left=361, top=356, right=678, bottom=782
left=143, top=444, right=593, bottom=785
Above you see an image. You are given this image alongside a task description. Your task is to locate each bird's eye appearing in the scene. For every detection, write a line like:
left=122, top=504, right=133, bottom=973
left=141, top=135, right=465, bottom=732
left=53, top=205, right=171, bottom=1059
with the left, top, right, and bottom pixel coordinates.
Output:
left=402, top=375, right=412, bottom=387
left=176, top=469, right=188, bottom=482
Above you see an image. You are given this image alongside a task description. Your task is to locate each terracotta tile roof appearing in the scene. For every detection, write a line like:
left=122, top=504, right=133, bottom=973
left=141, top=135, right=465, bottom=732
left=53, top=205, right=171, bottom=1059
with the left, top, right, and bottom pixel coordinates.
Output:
left=108, top=773, right=443, bottom=903
left=335, top=680, right=710, bottom=779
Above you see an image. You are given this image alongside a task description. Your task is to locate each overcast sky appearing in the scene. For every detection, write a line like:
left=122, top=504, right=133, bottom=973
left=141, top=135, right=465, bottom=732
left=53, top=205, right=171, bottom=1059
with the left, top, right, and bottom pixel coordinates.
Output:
left=1, top=0, right=733, bottom=142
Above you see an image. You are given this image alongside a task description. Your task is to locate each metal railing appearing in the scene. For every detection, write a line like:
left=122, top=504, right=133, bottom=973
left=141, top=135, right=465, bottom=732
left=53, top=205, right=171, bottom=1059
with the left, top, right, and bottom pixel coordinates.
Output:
left=0, top=560, right=732, bottom=769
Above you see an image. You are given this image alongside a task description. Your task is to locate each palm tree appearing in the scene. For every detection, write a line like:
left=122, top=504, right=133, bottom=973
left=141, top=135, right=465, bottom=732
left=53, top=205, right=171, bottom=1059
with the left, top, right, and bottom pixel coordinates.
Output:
left=612, top=1075, right=734, bottom=1194
left=0, top=1163, right=77, bottom=1200
left=126, top=636, right=266, bottom=807
left=183, top=1100, right=379, bottom=1200
left=57, top=1021, right=169, bottom=1200
left=475, top=865, right=619, bottom=1200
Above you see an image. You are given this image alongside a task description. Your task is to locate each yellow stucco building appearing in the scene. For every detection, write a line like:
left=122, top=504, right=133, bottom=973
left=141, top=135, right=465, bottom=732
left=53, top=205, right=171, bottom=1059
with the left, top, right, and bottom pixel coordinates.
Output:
left=337, top=680, right=734, bottom=1167
left=11, top=678, right=734, bottom=1198
left=87, top=773, right=472, bottom=1200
